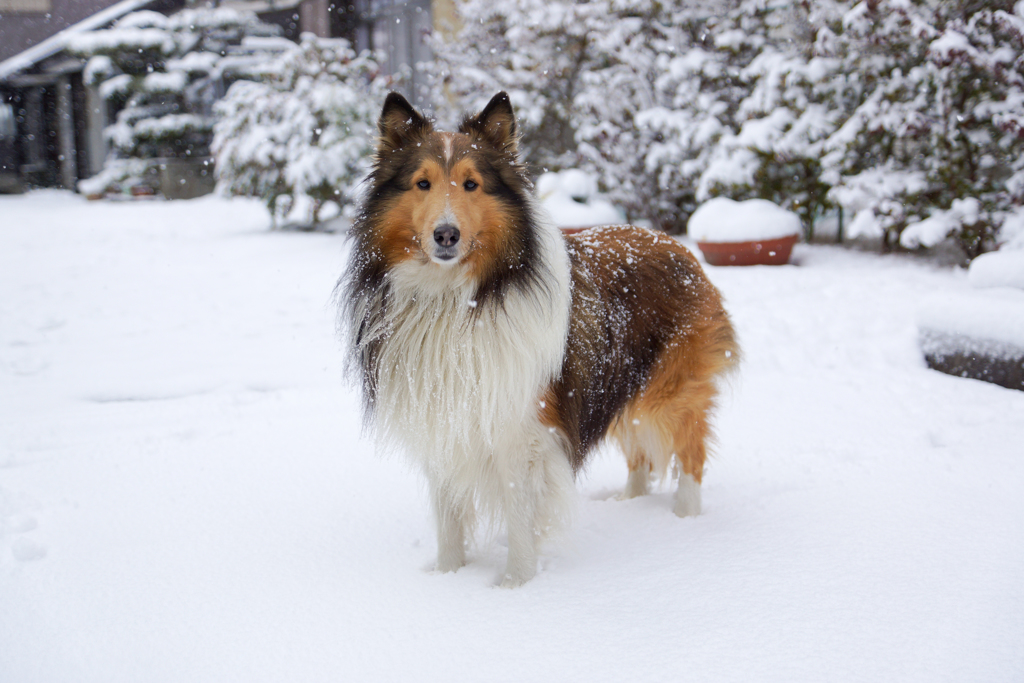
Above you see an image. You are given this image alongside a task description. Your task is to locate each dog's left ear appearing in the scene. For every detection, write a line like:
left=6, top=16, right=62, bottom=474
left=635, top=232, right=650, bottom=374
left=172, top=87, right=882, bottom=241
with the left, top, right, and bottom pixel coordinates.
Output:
left=460, top=92, right=519, bottom=156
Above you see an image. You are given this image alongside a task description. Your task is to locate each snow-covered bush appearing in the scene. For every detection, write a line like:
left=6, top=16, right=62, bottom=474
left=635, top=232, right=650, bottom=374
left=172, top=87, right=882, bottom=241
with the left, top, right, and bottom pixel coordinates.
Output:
left=575, top=3, right=728, bottom=233
left=820, top=0, right=1024, bottom=256
left=70, top=8, right=282, bottom=195
left=426, top=0, right=706, bottom=231
left=536, top=169, right=622, bottom=227
left=429, top=0, right=1024, bottom=256
left=212, top=35, right=392, bottom=227
left=695, top=2, right=848, bottom=240
left=827, top=167, right=930, bottom=242
left=428, top=0, right=840, bottom=234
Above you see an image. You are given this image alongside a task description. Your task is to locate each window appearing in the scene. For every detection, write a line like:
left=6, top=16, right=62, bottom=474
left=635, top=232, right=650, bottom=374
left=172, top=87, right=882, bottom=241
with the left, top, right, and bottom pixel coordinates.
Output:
left=330, top=0, right=432, bottom=103
left=0, top=104, right=16, bottom=138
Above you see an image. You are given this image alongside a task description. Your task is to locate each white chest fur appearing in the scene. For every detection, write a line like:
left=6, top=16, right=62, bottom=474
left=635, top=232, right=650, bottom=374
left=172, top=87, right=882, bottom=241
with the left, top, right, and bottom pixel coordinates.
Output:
left=368, top=223, right=571, bottom=480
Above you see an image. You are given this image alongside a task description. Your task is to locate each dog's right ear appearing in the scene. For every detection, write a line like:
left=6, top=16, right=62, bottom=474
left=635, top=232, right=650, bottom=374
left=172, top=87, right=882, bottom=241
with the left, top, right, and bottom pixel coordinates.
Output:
left=377, top=92, right=430, bottom=151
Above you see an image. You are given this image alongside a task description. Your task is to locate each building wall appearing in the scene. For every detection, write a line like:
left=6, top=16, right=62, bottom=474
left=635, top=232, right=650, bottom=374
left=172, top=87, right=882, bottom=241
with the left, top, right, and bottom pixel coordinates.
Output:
left=0, top=0, right=125, bottom=63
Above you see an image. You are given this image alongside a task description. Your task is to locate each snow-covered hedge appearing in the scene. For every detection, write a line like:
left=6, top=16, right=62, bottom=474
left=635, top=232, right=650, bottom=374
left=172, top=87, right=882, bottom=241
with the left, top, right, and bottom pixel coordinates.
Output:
left=427, top=0, right=1024, bottom=258
left=211, top=35, right=392, bottom=226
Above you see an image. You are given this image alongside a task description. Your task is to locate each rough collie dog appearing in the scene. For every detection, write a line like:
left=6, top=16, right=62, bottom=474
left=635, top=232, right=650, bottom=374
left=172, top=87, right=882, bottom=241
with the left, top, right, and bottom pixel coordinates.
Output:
left=341, top=92, right=738, bottom=586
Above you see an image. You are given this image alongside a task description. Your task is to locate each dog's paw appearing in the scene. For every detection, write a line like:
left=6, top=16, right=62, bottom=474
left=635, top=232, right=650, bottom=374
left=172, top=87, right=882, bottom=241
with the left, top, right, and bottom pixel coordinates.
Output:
left=497, top=564, right=536, bottom=588
left=673, top=473, right=702, bottom=517
left=498, top=574, right=528, bottom=589
left=434, top=558, right=466, bottom=574
left=618, top=468, right=650, bottom=500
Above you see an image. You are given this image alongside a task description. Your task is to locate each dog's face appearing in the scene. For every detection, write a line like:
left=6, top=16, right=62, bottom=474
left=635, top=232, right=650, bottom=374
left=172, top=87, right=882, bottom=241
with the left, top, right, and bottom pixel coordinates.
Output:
left=367, top=92, right=534, bottom=284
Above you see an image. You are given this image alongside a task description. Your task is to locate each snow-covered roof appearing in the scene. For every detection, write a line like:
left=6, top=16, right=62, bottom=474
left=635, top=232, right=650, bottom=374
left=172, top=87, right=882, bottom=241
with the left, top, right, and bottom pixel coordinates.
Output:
left=0, top=0, right=160, bottom=82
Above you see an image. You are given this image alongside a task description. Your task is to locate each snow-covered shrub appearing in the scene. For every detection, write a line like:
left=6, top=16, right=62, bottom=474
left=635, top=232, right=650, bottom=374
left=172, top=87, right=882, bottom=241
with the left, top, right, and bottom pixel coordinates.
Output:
left=575, top=3, right=729, bottom=233
left=212, top=35, right=392, bottom=226
left=70, top=7, right=282, bottom=195
left=536, top=169, right=622, bottom=227
left=428, top=0, right=841, bottom=234
left=422, top=0, right=606, bottom=172
left=429, top=0, right=1023, bottom=256
left=821, top=0, right=1024, bottom=256
left=426, top=0, right=713, bottom=231
left=827, top=166, right=930, bottom=242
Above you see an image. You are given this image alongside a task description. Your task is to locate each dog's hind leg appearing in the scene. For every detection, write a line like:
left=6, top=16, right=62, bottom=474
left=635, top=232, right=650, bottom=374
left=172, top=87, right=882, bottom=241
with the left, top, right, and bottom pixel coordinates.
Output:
left=670, top=398, right=710, bottom=518
left=623, top=463, right=651, bottom=499
left=664, top=376, right=719, bottom=518
left=611, top=429, right=652, bottom=499
left=432, top=481, right=472, bottom=573
left=613, top=339, right=730, bottom=517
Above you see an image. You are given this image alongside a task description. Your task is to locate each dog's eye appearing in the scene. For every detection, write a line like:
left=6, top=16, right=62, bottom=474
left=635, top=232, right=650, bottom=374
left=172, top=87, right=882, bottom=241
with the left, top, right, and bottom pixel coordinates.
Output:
left=417, top=180, right=430, bottom=190
left=463, top=180, right=478, bottom=191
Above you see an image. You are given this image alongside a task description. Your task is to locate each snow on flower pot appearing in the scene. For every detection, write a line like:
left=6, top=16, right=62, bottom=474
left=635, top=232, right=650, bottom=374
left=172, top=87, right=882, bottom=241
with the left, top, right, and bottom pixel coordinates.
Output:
left=689, top=197, right=802, bottom=266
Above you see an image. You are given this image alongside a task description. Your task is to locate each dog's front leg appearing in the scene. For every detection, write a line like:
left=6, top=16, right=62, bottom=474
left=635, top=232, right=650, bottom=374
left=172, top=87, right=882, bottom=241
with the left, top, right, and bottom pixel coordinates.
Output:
left=500, top=462, right=541, bottom=588
left=432, top=482, right=470, bottom=573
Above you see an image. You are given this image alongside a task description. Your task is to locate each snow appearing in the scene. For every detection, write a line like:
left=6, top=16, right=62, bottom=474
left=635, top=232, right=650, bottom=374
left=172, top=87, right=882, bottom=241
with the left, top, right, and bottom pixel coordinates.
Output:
left=67, top=27, right=175, bottom=55
left=688, top=197, right=802, bottom=242
left=165, top=51, right=221, bottom=75
left=969, top=249, right=1024, bottom=290
left=918, top=289, right=1024, bottom=355
left=2, top=192, right=1023, bottom=682
left=828, top=167, right=930, bottom=214
left=536, top=169, right=623, bottom=228
left=901, top=198, right=982, bottom=250
left=142, top=70, right=189, bottom=93
left=132, top=113, right=209, bottom=138
left=929, top=29, right=978, bottom=61
left=98, top=73, right=133, bottom=100
left=998, top=206, right=1024, bottom=250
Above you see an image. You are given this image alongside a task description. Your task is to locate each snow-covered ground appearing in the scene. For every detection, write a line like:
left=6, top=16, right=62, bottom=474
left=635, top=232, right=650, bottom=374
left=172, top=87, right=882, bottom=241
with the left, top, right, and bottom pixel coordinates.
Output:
left=1, top=191, right=1022, bottom=682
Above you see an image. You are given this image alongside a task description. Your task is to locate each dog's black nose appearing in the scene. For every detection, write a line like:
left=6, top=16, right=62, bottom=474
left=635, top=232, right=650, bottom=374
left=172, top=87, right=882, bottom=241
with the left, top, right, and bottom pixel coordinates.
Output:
left=433, top=225, right=460, bottom=248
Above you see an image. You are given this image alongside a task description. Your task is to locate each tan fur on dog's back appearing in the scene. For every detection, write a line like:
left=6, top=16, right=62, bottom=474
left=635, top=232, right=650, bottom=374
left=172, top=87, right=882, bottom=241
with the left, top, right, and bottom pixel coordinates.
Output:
left=612, top=309, right=737, bottom=485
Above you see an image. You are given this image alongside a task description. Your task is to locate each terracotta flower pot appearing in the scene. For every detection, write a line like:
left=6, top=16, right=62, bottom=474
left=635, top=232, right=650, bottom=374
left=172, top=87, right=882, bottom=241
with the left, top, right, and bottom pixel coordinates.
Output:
left=696, top=234, right=799, bottom=266
left=560, top=226, right=593, bottom=236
